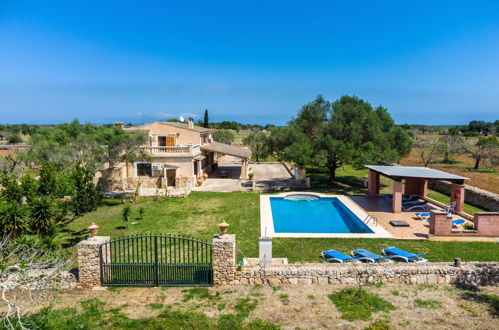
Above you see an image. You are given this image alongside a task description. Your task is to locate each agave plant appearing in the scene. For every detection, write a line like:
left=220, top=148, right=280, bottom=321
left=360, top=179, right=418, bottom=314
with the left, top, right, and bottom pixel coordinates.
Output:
left=29, top=196, right=56, bottom=235
left=0, top=202, right=28, bottom=237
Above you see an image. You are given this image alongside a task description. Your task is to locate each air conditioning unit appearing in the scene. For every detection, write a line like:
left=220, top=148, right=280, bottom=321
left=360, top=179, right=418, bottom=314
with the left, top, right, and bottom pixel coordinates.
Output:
left=152, top=164, right=162, bottom=171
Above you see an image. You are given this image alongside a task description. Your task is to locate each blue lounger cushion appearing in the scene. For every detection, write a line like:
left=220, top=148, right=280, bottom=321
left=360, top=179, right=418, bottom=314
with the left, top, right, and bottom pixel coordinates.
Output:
left=321, top=250, right=358, bottom=263
left=382, top=247, right=427, bottom=263
left=351, top=249, right=393, bottom=263
left=425, top=219, right=466, bottom=225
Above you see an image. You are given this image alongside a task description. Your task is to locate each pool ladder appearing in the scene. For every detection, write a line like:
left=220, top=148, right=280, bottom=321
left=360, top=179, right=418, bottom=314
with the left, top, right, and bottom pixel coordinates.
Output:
left=364, top=214, right=378, bottom=226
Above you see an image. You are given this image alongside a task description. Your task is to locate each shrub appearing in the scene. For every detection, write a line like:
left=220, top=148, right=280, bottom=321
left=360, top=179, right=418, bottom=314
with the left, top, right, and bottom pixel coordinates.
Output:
left=0, top=202, right=28, bottom=237
left=213, top=130, right=235, bottom=144
left=122, top=206, right=131, bottom=228
left=29, top=196, right=56, bottom=235
left=8, top=134, right=23, bottom=144
left=71, top=165, right=101, bottom=216
left=329, top=288, right=396, bottom=321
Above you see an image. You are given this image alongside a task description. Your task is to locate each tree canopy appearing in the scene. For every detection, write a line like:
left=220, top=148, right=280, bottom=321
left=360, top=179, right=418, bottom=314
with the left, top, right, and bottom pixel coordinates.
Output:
left=269, top=95, right=412, bottom=182
left=23, top=120, right=148, bottom=173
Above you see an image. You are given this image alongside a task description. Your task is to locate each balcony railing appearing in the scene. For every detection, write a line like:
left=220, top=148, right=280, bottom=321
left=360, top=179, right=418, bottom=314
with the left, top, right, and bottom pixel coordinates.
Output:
left=141, top=144, right=201, bottom=158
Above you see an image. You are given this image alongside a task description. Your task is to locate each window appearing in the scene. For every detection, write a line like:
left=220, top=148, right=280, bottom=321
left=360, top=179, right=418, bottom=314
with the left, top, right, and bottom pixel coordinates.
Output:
left=136, top=163, right=152, bottom=177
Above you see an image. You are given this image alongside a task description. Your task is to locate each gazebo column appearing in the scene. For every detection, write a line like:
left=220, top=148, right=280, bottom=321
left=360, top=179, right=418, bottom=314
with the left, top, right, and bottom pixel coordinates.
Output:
left=451, top=183, right=465, bottom=213
left=392, top=181, right=403, bottom=213
left=367, top=170, right=380, bottom=197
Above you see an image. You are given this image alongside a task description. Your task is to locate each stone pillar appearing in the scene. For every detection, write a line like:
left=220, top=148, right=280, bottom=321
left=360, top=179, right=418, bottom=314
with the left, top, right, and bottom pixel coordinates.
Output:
left=392, top=181, right=403, bottom=213
left=428, top=210, right=452, bottom=235
left=77, top=236, right=110, bottom=287
left=451, top=183, right=465, bottom=213
left=240, top=158, right=249, bottom=180
left=212, top=234, right=236, bottom=285
left=368, top=170, right=380, bottom=197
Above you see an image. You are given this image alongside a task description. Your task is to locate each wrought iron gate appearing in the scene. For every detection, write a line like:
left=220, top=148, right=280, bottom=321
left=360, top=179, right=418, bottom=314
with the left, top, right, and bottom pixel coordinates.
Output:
left=99, top=234, right=212, bottom=287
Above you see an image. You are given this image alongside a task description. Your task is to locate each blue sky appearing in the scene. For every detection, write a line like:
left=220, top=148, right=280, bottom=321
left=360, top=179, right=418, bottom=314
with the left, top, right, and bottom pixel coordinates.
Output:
left=1, top=1, right=498, bottom=125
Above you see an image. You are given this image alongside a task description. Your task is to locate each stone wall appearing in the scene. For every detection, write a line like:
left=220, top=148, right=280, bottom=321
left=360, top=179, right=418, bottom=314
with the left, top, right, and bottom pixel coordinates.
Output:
left=77, top=236, right=110, bottom=288
left=212, top=234, right=236, bottom=285
left=211, top=235, right=499, bottom=287
left=232, top=262, right=499, bottom=287
left=429, top=180, right=499, bottom=211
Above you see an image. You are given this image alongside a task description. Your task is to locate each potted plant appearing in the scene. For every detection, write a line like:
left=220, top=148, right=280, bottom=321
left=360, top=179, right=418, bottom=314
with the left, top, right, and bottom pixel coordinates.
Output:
left=248, top=172, right=254, bottom=180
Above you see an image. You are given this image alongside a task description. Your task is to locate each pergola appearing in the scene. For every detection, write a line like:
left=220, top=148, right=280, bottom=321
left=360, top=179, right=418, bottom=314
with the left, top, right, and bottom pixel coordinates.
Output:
left=365, top=165, right=468, bottom=213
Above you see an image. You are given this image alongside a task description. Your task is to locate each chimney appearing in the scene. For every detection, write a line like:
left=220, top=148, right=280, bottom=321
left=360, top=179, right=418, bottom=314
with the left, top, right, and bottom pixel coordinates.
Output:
left=188, top=118, right=194, bottom=129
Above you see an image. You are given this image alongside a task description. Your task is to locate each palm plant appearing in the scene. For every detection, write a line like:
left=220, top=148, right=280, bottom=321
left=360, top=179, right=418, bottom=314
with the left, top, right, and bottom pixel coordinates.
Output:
left=29, top=196, right=56, bottom=235
left=0, top=202, right=28, bottom=237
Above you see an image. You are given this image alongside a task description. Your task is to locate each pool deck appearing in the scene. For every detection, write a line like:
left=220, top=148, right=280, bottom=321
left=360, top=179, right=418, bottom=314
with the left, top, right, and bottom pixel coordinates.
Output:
left=349, top=195, right=470, bottom=240
left=260, top=192, right=472, bottom=240
left=260, top=192, right=393, bottom=239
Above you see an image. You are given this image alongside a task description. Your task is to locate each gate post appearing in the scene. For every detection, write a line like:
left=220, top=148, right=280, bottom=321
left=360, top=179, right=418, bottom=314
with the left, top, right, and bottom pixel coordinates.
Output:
left=212, top=234, right=236, bottom=285
left=77, top=236, right=110, bottom=287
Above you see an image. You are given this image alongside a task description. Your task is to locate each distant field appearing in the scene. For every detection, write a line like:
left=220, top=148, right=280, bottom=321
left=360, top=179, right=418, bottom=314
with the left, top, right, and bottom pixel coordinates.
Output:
left=400, top=134, right=498, bottom=194
left=232, top=129, right=252, bottom=143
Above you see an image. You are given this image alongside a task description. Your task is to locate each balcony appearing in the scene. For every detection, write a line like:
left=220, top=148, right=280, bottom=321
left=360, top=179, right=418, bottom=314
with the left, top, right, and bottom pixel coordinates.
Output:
left=141, top=144, right=201, bottom=158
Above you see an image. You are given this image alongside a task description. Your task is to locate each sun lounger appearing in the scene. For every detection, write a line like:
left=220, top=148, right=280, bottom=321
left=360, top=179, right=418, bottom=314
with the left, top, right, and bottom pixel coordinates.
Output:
left=415, top=212, right=430, bottom=221
left=402, top=203, right=432, bottom=211
left=321, top=250, right=359, bottom=263
left=381, top=247, right=427, bottom=263
left=351, top=249, right=393, bottom=263
left=425, top=218, right=466, bottom=225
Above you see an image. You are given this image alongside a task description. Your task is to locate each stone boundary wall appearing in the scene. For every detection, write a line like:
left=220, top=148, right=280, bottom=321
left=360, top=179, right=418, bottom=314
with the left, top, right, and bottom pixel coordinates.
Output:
left=210, top=235, right=499, bottom=288
left=230, top=262, right=499, bottom=287
left=429, top=180, right=499, bottom=212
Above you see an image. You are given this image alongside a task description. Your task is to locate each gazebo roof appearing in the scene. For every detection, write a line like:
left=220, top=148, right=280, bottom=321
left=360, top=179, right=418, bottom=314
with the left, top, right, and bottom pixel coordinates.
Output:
left=365, top=165, right=468, bottom=184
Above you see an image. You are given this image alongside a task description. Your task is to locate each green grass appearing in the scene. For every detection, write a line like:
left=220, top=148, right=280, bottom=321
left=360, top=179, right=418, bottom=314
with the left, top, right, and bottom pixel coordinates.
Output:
left=16, top=298, right=279, bottom=330
left=329, top=288, right=396, bottom=321
left=57, top=190, right=499, bottom=263
left=413, top=299, right=442, bottom=309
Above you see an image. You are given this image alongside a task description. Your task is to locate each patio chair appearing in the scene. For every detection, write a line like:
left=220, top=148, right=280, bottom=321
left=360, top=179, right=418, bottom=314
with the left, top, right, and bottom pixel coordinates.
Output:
left=445, top=202, right=456, bottom=214
left=321, top=250, right=360, bottom=263
left=351, top=249, right=393, bottom=263
left=381, top=247, right=427, bottom=263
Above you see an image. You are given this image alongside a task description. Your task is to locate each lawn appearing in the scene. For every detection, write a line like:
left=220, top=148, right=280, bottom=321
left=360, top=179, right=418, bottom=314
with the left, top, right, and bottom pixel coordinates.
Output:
left=59, top=191, right=499, bottom=264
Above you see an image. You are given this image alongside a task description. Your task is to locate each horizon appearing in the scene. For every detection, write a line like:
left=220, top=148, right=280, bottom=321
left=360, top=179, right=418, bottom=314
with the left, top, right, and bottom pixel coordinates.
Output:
left=1, top=1, right=499, bottom=126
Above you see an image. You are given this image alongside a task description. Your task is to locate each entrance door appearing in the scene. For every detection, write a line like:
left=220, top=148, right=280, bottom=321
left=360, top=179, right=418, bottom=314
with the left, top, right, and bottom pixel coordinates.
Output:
left=166, top=169, right=176, bottom=187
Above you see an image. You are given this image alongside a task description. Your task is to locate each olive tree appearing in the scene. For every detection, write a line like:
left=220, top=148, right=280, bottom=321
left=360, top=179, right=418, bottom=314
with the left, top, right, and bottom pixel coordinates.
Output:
left=270, top=95, right=412, bottom=182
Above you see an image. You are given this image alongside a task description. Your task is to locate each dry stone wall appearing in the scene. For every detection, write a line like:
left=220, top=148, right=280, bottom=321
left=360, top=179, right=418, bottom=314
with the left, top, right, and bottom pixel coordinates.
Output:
left=231, top=262, right=499, bottom=287
left=429, top=180, right=499, bottom=211
left=211, top=235, right=499, bottom=287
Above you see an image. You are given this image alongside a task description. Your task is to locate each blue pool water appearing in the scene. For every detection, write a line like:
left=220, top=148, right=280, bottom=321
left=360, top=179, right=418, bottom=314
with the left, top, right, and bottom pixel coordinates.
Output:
left=270, top=196, right=373, bottom=234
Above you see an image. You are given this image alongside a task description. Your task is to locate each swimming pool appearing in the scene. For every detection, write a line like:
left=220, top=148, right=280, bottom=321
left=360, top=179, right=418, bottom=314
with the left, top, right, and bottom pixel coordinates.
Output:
left=260, top=193, right=392, bottom=238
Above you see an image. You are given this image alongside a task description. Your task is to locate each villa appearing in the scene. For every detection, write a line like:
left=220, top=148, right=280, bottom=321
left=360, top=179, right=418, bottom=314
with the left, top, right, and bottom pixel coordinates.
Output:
left=102, top=120, right=251, bottom=192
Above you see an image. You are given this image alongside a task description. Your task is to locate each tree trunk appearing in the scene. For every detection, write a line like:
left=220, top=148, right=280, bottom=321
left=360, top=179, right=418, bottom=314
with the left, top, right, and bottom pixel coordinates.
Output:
left=473, top=157, right=480, bottom=170
left=328, top=166, right=336, bottom=183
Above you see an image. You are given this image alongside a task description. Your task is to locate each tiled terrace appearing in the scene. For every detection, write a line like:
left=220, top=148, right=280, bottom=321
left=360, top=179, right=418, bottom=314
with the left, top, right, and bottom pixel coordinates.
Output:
left=349, top=195, right=469, bottom=240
